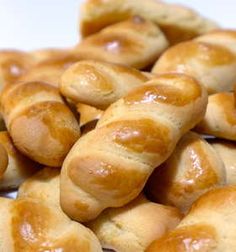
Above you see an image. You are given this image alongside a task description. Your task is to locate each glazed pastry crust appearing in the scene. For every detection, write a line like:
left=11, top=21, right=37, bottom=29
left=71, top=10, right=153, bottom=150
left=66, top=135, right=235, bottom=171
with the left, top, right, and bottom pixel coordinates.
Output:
left=88, top=194, right=182, bottom=252
left=195, top=92, right=236, bottom=141
left=146, top=132, right=226, bottom=213
left=74, top=17, right=169, bottom=70
left=60, top=60, right=149, bottom=109
left=0, top=81, right=80, bottom=167
left=80, top=0, right=218, bottom=44
left=60, top=73, right=207, bottom=222
left=0, top=131, right=40, bottom=190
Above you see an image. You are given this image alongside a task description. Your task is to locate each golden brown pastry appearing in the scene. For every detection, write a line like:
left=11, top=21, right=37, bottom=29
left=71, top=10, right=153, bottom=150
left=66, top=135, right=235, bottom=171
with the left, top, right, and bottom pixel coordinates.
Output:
left=60, top=60, right=149, bottom=109
left=60, top=73, right=208, bottom=222
left=146, top=132, right=226, bottom=213
left=210, top=140, right=236, bottom=185
left=87, top=194, right=182, bottom=252
left=196, top=29, right=236, bottom=54
left=80, top=0, right=218, bottom=44
left=152, top=41, right=236, bottom=94
left=18, top=167, right=60, bottom=209
left=74, top=16, right=169, bottom=70
left=31, top=48, right=70, bottom=63
left=0, top=197, right=103, bottom=252
left=0, top=131, right=39, bottom=190
left=195, top=92, right=236, bottom=141
left=146, top=186, right=236, bottom=252
left=0, top=50, right=36, bottom=90
left=0, top=81, right=80, bottom=167
left=19, top=170, right=182, bottom=252
left=20, top=54, right=82, bottom=87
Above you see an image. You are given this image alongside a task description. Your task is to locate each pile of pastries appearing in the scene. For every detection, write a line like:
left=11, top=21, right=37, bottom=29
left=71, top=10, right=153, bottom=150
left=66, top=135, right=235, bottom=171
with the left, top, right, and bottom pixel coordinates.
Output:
left=0, top=0, right=236, bottom=251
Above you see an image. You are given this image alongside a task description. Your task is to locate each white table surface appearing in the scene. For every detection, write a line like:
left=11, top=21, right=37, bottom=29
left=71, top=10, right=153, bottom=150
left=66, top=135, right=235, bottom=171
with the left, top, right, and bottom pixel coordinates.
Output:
left=0, top=0, right=235, bottom=50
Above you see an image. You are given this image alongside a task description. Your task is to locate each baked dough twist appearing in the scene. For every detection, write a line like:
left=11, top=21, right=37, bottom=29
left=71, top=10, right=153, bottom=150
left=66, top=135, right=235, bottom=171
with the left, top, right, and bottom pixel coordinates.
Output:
left=0, top=50, right=36, bottom=90
left=0, top=131, right=39, bottom=190
left=60, top=60, right=149, bottom=109
left=210, top=140, right=236, bottom=185
left=0, top=81, right=80, bottom=167
left=0, top=197, right=102, bottom=252
left=146, top=186, right=236, bottom=252
left=20, top=54, right=82, bottom=87
left=196, top=30, right=236, bottom=54
left=87, top=194, right=182, bottom=252
left=31, top=48, right=70, bottom=63
left=146, top=132, right=226, bottom=213
left=74, top=16, right=169, bottom=70
left=18, top=170, right=182, bottom=252
left=152, top=40, right=236, bottom=94
left=60, top=73, right=208, bottom=222
left=80, top=0, right=218, bottom=44
left=195, top=92, right=236, bottom=140
left=18, top=167, right=60, bottom=209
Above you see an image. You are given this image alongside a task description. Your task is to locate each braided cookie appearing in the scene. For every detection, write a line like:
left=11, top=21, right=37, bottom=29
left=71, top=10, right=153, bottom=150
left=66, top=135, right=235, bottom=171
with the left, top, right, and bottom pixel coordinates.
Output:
left=74, top=16, right=169, bottom=70
left=195, top=92, right=236, bottom=140
left=20, top=54, right=82, bottom=87
left=87, top=194, right=182, bottom=252
left=0, top=131, right=39, bottom=190
left=145, top=132, right=226, bottom=213
left=18, top=167, right=60, bottom=209
left=146, top=186, right=236, bottom=252
left=31, top=48, right=70, bottom=63
left=0, top=50, right=36, bottom=90
left=60, top=60, right=149, bottom=109
left=152, top=40, right=236, bottom=94
left=19, top=171, right=182, bottom=252
left=210, top=140, right=236, bottom=185
left=0, top=197, right=102, bottom=252
left=196, top=29, right=236, bottom=54
left=60, top=73, right=208, bottom=222
left=0, top=81, right=80, bottom=167
left=80, top=0, right=218, bottom=44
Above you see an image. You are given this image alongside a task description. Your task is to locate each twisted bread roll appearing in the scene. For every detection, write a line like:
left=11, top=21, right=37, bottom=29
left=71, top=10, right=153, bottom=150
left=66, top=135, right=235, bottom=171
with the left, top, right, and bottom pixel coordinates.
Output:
left=74, top=16, right=169, bottom=70
left=31, top=48, right=70, bottom=63
left=0, top=197, right=102, bottom=252
left=0, top=50, right=36, bottom=89
left=80, top=0, right=218, bottom=44
left=146, top=132, right=226, bottom=213
left=210, top=140, right=236, bottom=185
left=19, top=170, right=182, bottom=252
left=0, top=81, right=80, bottom=167
left=0, top=131, right=39, bottom=190
left=152, top=41, right=236, bottom=94
left=18, top=167, right=60, bottom=209
left=60, top=73, right=208, bottom=222
left=195, top=92, right=236, bottom=140
left=20, top=54, right=82, bottom=87
left=87, top=194, right=182, bottom=252
left=60, top=60, right=149, bottom=109
left=196, top=29, right=236, bottom=54
left=0, top=142, right=8, bottom=178
left=146, top=186, right=236, bottom=252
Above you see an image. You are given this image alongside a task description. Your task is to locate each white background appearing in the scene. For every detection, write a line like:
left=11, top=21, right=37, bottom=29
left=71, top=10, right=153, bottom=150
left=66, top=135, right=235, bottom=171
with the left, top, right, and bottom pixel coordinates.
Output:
left=0, top=0, right=235, bottom=50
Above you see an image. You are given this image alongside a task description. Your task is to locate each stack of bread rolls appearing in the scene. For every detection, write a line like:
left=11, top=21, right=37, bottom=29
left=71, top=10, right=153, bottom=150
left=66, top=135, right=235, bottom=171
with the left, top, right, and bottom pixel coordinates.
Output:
left=0, top=0, right=236, bottom=251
